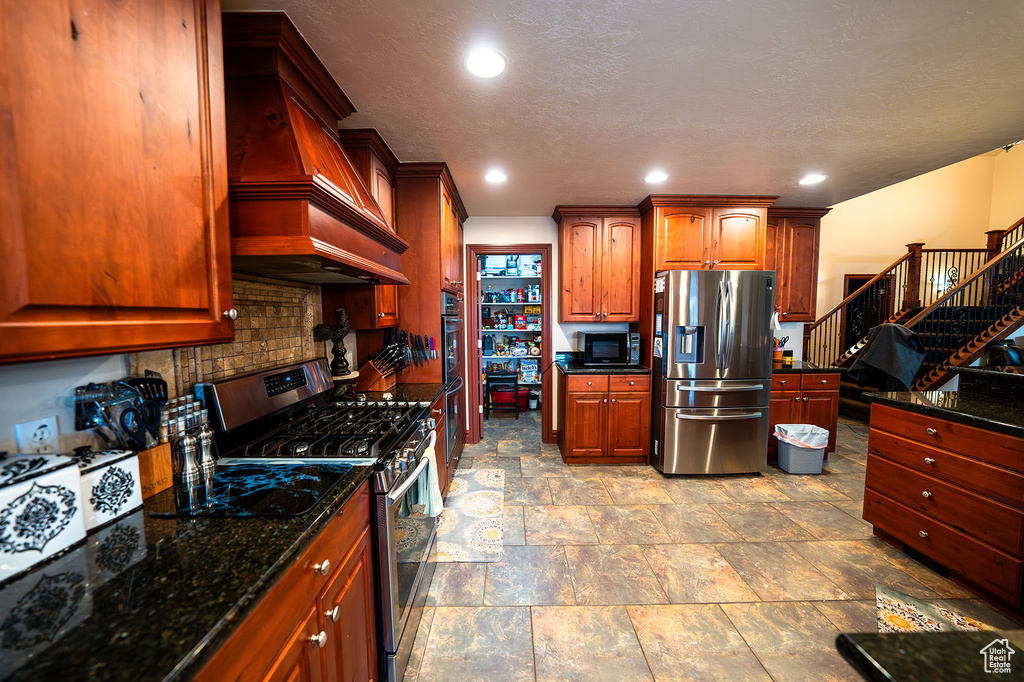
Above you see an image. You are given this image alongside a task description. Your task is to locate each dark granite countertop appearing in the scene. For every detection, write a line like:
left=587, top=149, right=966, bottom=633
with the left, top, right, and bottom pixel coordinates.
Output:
left=772, top=360, right=845, bottom=375
left=864, top=390, right=1024, bottom=439
left=556, top=359, right=652, bottom=375
left=5, top=465, right=374, bottom=681
left=837, top=630, right=1024, bottom=681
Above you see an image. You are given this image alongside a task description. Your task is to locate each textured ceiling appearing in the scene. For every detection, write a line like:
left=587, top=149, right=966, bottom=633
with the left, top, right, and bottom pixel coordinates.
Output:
left=223, top=0, right=1024, bottom=215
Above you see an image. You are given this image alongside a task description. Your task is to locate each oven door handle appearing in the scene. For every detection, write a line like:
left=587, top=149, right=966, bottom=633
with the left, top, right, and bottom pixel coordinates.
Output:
left=387, top=456, right=431, bottom=505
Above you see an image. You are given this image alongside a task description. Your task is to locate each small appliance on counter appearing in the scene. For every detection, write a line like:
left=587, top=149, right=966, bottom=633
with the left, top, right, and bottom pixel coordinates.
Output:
left=577, top=332, right=642, bottom=366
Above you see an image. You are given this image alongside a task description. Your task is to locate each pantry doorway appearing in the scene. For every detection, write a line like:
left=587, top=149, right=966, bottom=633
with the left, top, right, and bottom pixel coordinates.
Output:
left=465, top=244, right=553, bottom=444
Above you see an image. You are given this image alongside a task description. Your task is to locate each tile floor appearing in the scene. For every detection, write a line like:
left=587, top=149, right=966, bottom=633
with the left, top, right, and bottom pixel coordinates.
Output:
left=405, top=413, right=1022, bottom=681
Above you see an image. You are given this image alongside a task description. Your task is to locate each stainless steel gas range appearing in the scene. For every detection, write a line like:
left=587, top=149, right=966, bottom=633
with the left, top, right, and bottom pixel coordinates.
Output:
left=194, top=359, right=437, bottom=682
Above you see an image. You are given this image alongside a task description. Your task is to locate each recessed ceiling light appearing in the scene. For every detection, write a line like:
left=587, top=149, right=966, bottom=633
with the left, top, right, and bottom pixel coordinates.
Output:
left=799, top=173, right=827, bottom=185
left=645, top=170, right=669, bottom=184
left=465, top=47, right=507, bottom=78
left=485, top=169, right=507, bottom=184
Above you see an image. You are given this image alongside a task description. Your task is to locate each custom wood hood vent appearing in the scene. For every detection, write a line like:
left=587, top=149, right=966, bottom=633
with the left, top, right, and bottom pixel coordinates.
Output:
left=222, top=12, right=409, bottom=285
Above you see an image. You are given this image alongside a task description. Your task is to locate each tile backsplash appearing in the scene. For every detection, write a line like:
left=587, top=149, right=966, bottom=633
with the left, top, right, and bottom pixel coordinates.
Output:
left=178, top=276, right=322, bottom=391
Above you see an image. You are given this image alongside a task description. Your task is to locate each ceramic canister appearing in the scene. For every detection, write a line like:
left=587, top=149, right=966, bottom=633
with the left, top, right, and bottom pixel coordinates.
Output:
left=0, top=453, right=87, bottom=584
left=73, top=451, right=143, bottom=532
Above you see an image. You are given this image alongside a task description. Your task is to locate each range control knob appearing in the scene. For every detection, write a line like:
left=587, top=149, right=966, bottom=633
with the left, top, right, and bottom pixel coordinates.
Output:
left=398, top=458, right=408, bottom=473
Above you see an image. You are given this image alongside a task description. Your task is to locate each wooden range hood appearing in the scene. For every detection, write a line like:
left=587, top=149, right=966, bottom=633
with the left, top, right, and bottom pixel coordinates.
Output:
left=222, top=12, right=409, bottom=285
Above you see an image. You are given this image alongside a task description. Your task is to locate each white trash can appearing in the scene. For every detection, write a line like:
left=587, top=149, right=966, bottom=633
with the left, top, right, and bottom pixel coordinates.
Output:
left=774, top=423, right=830, bottom=474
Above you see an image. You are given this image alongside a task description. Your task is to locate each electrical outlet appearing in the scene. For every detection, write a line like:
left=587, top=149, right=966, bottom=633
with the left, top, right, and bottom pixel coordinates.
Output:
left=15, top=416, right=60, bottom=454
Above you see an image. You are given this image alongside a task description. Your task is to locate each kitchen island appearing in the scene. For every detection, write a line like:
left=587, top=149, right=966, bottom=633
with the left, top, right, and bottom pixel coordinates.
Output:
left=3, top=465, right=375, bottom=681
left=837, top=629, right=1024, bottom=680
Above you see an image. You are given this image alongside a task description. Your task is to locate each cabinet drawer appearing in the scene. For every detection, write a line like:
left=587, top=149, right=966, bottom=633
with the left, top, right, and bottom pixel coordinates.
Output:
left=771, top=375, right=798, bottom=392
left=566, top=375, right=608, bottom=392
left=871, top=404, right=1024, bottom=473
left=609, top=375, right=650, bottom=392
left=866, top=455, right=1024, bottom=557
left=801, top=373, right=840, bottom=391
left=864, top=489, right=1022, bottom=606
left=869, top=429, right=1024, bottom=509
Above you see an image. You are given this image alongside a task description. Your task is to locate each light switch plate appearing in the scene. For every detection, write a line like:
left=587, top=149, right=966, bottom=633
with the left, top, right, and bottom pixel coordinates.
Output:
left=14, top=416, right=60, bottom=453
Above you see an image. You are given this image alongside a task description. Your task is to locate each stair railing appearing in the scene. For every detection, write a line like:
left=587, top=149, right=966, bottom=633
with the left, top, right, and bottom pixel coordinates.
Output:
left=805, top=249, right=914, bottom=367
left=917, top=249, right=990, bottom=307
left=903, top=236, right=1024, bottom=384
left=990, top=215, right=1024, bottom=253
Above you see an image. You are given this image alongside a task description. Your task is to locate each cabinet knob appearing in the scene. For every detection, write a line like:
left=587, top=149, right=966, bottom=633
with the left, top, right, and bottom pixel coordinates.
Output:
left=587, top=381, right=592, bottom=386
left=629, top=381, right=635, bottom=386
left=926, top=428, right=937, bottom=436
left=780, top=380, right=787, bottom=385
left=611, top=399, right=616, bottom=403
left=603, top=312, right=608, bottom=317
left=329, top=605, right=342, bottom=622
left=921, top=491, right=932, bottom=498
left=821, top=379, right=827, bottom=384
left=603, top=398, right=607, bottom=403
left=311, top=631, right=328, bottom=648
left=705, top=260, right=710, bottom=265
left=781, top=312, right=788, bottom=317
left=923, top=457, right=935, bottom=464
left=222, top=308, right=238, bottom=320
left=918, top=530, right=929, bottom=538
left=803, top=397, right=809, bottom=401
left=713, top=260, right=719, bottom=265
left=379, top=313, right=385, bottom=318
left=314, top=559, right=331, bottom=576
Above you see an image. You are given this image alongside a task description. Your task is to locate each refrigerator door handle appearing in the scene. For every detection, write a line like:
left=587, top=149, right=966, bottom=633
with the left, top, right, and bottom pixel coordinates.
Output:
left=724, top=280, right=734, bottom=367
left=674, top=411, right=763, bottom=421
left=716, top=280, right=728, bottom=369
left=677, top=383, right=764, bottom=392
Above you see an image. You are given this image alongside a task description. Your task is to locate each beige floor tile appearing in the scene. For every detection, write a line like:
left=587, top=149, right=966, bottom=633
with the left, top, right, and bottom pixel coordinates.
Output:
left=649, top=503, right=744, bottom=543
left=820, top=473, right=866, bottom=500
left=520, top=454, right=573, bottom=477
left=502, top=505, right=525, bottom=545
left=483, top=545, right=575, bottom=606
left=427, top=563, right=487, bottom=606
left=788, top=540, right=938, bottom=600
left=571, top=464, right=662, bottom=479
left=814, top=600, right=878, bottom=632
left=771, top=501, right=874, bottom=540
left=533, top=606, right=654, bottom=681
left=547, top=476, right=614, bottom=505
left=402, top=606, right=434, bottom=682
left=587, top=505, right=671, bottom=544
left=628, top=604, right=771, bottom=681
left=716, top=541, right=851, bottom=601
left=710, top=502, right=816, bottom=541
left=643, top=544, right=760, bottom=604
left=469, top=455, right=521, bottom=477
left=525, top=505, right=600, bottom=545
left=496, top=439, right=542, bottom=457
left=503, top=476, right=551, bottom=505
left=417, top=606, right=535, bottom=681
left=721, top=602, right=862, bottom=681
left=822, top=455, right=867, bottom=473
left=602, top=476, right=674, bottom=504
left=565, top=544, right=668, bottom=605
left=658, top=476, right=736, bottom=504
left=718, top=475, right=794, bottom=502
left=766, top=475, right=852, bottom=501
left=863, top=537, right=975, bottom=598
left=830, top=499, right=868, bottom=521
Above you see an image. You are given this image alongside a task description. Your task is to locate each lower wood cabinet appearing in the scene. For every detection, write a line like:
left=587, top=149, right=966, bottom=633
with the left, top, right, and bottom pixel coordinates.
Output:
left=429, top=393, right=450, bottom=496
left=768, top=373, right=839, bottom=457
left=865, top=403, right=1024, bottom=610
left=557, top=371, right=650, bottom=464
left=196, top=482, right=378, bottom=682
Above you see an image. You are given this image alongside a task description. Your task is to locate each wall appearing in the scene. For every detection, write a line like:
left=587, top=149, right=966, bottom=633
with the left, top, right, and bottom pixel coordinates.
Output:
left=0, top=276, right=343, bottom=454
left=990, top=146, right=1024, bottom=232
left=816, top=153, right=997, bottom=317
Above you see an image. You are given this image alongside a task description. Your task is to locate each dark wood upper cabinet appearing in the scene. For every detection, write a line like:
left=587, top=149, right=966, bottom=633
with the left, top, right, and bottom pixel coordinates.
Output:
left=767, top=207, right=829, bottom=322
left=711, top=208, right=764, bottom=269
left=554, top=207, right=641, bottom=323
left=0, top=0, right=234, bottom=364
left=659, top=208, right=710, bottom=269
left=221, top=12, right=409, bottom=286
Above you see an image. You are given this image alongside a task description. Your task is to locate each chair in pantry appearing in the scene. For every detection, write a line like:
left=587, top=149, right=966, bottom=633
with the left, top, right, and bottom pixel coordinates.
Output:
left=484, top=371, right=519, bottom=419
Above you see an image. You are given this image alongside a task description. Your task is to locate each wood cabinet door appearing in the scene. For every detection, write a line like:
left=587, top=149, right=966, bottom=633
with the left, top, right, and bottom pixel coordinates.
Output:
left=801, top=392, right=839, bottom=453
left=768, top=393, right=801, bottom=456
left=433, top=413, right=449, bottom=496
left=560, top=218, right=602, bottom=321
left=375, top=286, right=400, bottom=327
left=607, top=392, right=650, bottom=458
left=765, top=215, right=781, bottom=273
left=320, top=526, right=377, bottom=682
left=779, top=219, right=820, bottom=322
left=710, top=208, right=764, bottom=270
left=440, top=190, right=455, bottom=292
left=0, top=0, right=233, bottom=364
left=658, top=208, right=710, bottom=270
left=565, top=392, right=607, bottom=457
left=602, top=217, right=641, bottom=322
left=371, top=158, right=395, bottom=228
left=262, top=606, right=324, bottom=682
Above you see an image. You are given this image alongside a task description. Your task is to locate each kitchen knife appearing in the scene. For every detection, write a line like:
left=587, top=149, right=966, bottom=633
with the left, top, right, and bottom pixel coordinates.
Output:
left=411, top=335, right=420, bottom=367
left=421, top=335, right=429, bottom=363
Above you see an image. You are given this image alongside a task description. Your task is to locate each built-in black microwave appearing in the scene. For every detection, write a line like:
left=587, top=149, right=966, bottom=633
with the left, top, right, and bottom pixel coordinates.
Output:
left=578, top=332, right=641, bottom=366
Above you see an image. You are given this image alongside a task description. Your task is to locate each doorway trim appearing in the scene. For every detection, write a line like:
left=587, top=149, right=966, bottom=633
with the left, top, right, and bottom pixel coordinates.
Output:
left=465, top=244, right=554, bottom=444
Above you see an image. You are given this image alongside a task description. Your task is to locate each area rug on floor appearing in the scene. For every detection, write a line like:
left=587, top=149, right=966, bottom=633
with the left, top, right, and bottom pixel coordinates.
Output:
left=434, top=469, right=505, bottom=562
left=876, top=586, right=996, bottom=633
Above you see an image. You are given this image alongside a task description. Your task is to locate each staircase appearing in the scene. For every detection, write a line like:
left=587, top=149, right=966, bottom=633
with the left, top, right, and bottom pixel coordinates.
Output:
left=806, top=216, right=1024, bottom=416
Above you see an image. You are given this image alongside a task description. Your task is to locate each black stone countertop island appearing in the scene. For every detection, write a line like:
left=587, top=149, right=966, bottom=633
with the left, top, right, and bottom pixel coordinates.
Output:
left=771, top=360, right=846, bottom=374
left=837, top=630, right=1024, bottom=681
left=4, top=465, right=374, bottom=681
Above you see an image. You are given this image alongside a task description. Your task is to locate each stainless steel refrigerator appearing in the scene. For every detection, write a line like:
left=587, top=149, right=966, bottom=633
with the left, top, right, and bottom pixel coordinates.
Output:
left=651, top=270, right=775, bottom=475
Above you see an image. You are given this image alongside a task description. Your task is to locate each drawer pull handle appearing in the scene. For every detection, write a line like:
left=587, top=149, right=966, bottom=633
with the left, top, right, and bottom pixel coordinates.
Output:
left=314, top=559, right=331, bottom=576
left=923, top=457, right=935, bottom=464
left=921, top=491, right=932, bottom=498
left=918, top=530, right=929, bottom=538
left=926, top=428, right=937, bottom=436
left=329, top=606, right=342, bottom=622
left=311, top=631, right=328, bottom=648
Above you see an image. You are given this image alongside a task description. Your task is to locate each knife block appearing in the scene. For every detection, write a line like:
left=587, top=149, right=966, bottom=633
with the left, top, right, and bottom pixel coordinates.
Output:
left=137, top=443, right=173, bottom=499
left=352, top=361, right=396, bottom=393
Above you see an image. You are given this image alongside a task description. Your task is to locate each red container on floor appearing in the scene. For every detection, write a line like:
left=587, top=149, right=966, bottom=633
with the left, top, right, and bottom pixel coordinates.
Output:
left=492, top=387, right=530, bottom=410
